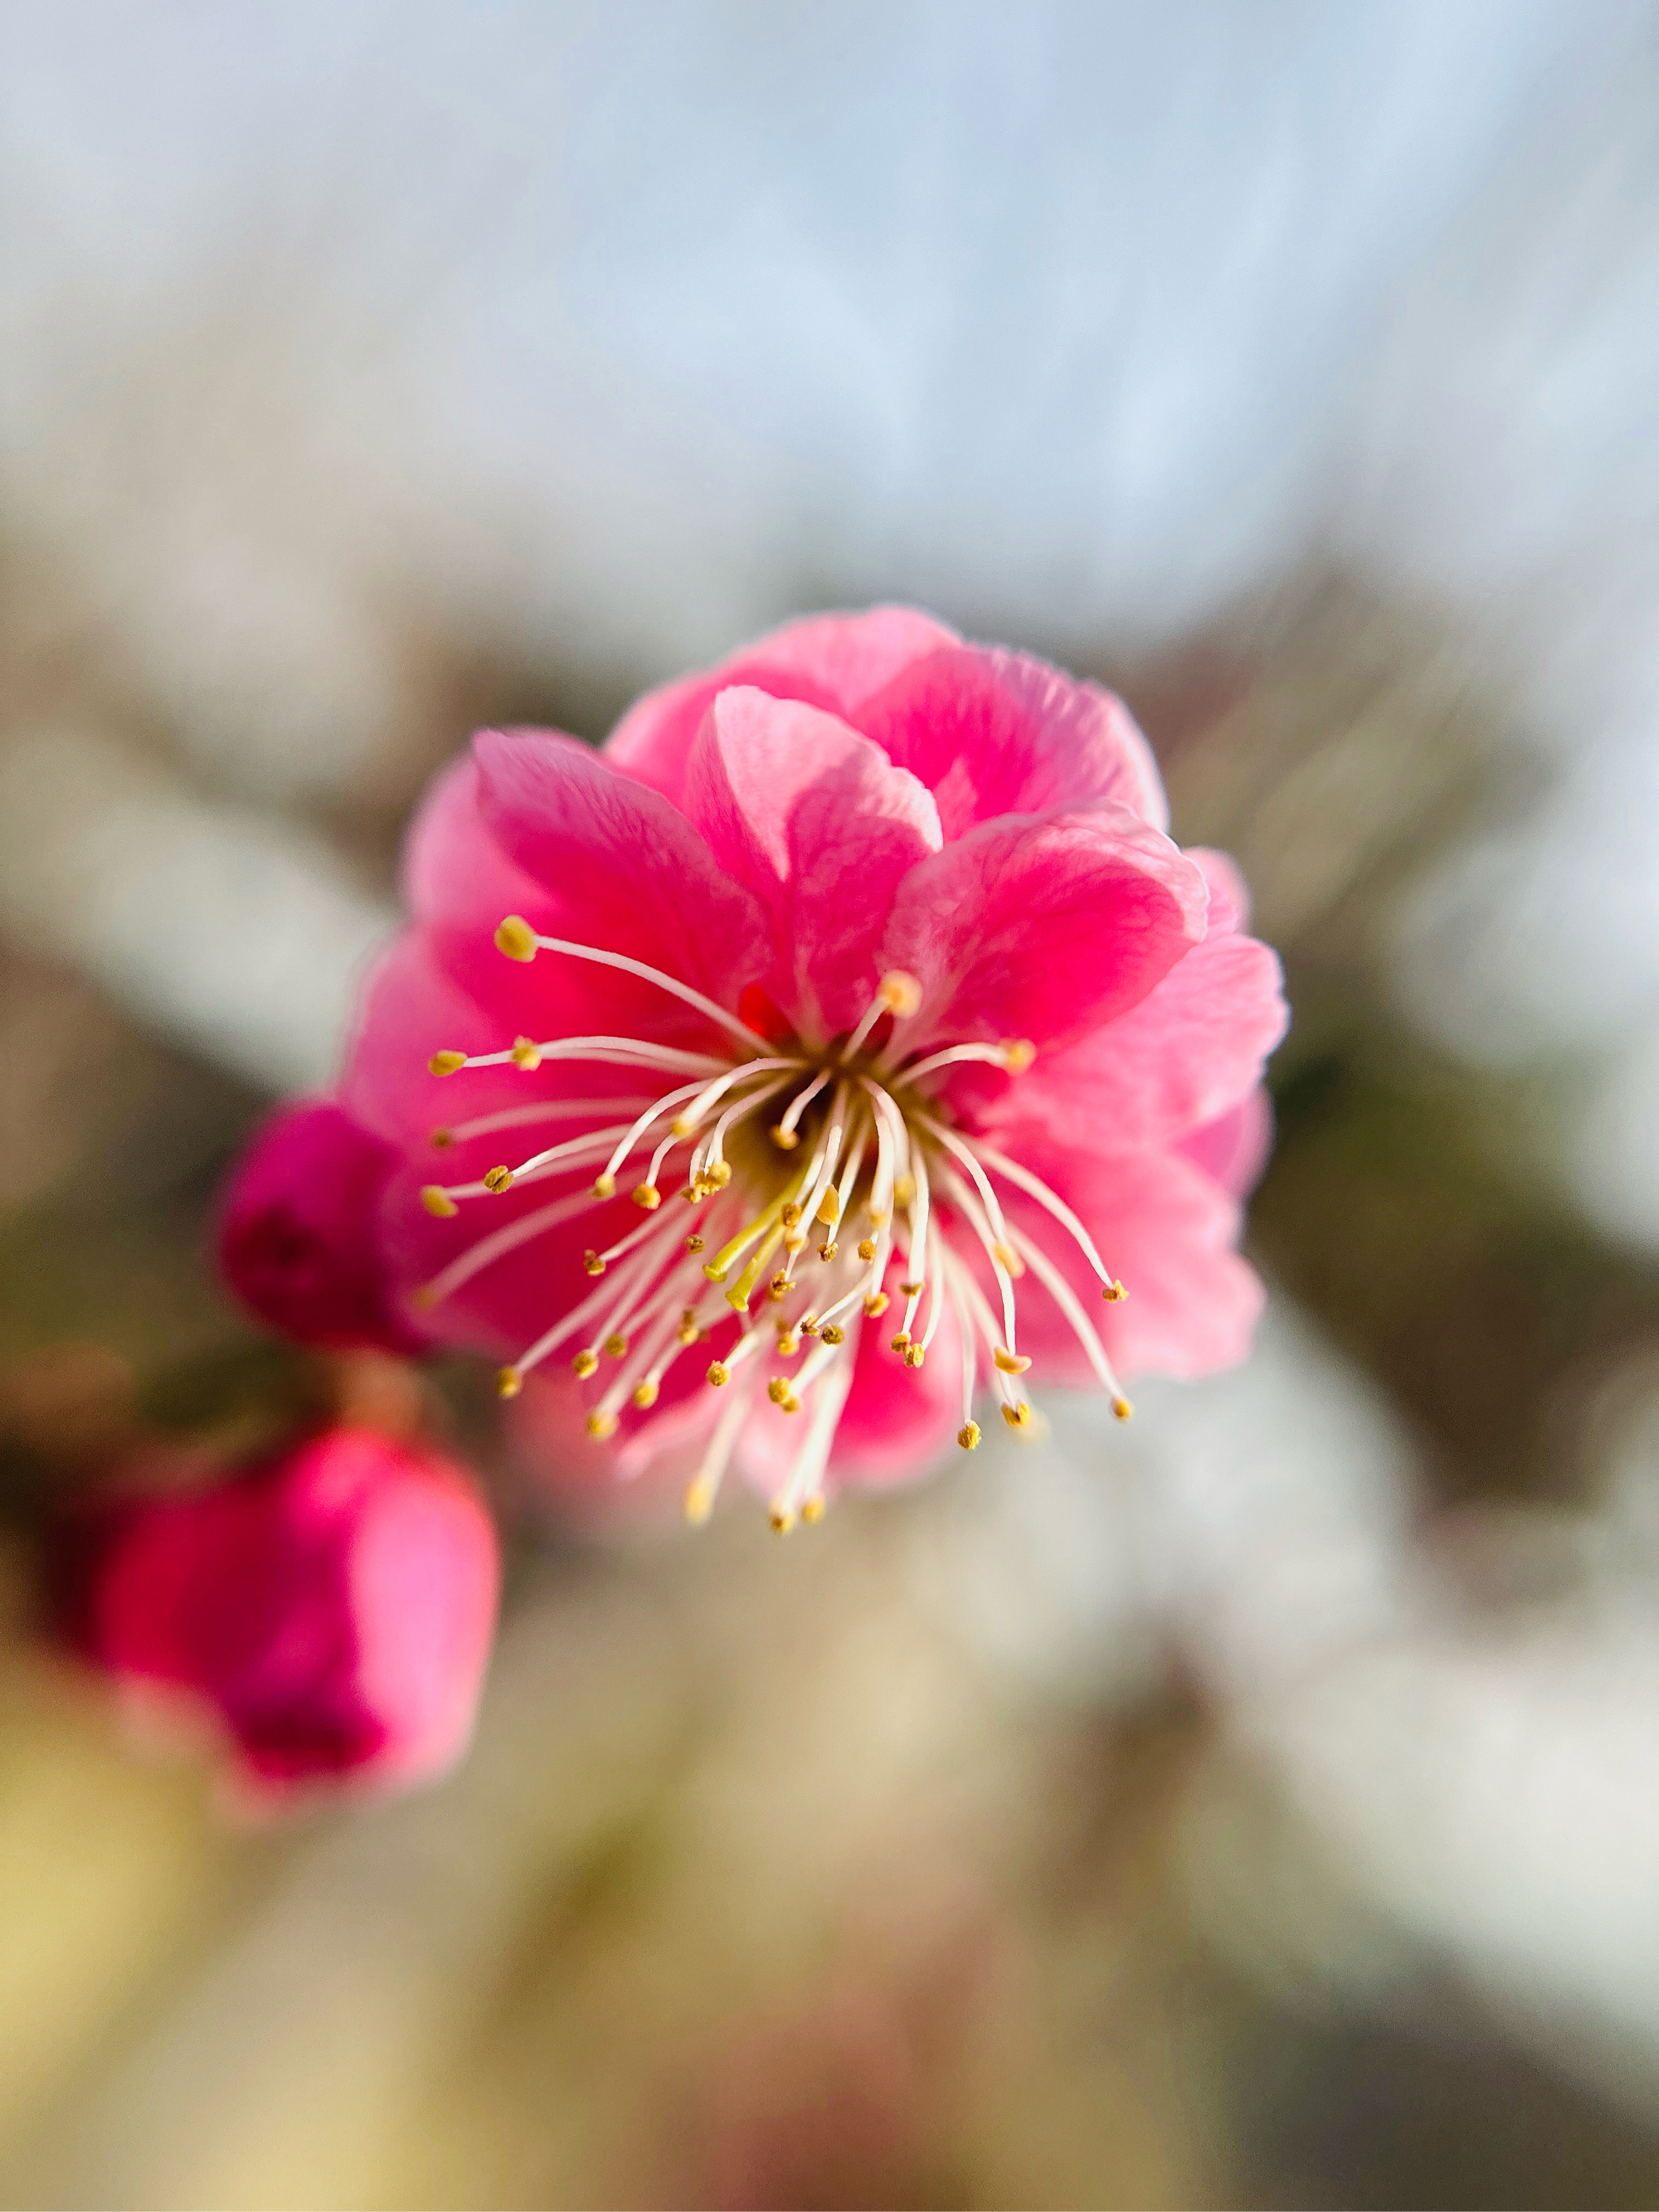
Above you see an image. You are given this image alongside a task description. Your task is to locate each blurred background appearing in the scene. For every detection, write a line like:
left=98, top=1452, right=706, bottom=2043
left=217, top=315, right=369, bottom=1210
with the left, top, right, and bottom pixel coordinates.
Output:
left=4, top=1, right=1659, bottom=2202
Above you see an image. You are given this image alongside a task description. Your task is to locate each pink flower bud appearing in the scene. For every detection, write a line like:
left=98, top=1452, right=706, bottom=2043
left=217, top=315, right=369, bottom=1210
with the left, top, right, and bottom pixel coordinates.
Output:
left=59, top=1428, right=500, bottom=1800
left=217, top=1099, right=427, bottom=1355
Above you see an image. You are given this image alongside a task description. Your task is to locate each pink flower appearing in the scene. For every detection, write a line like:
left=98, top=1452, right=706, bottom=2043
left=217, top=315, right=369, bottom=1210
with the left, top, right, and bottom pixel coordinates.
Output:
left=58, top=1427, right=500, bottom=1799
left=235, top=607, right=1286, bottom=1529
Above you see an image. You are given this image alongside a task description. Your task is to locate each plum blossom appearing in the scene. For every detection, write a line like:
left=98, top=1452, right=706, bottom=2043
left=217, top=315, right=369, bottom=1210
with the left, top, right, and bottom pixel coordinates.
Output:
left=222, top=608, right=1286, bottom=1529
left=57, top=1427, right=500, bottom=1799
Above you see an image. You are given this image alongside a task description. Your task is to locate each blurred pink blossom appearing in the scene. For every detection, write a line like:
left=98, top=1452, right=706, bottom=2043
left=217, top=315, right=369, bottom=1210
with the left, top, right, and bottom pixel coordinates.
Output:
left=219, top=1098, right=427, bottom=1356
left=57, top=1427, right=500, bottom=1801
left=226, top=608, right=1286, bottom=1526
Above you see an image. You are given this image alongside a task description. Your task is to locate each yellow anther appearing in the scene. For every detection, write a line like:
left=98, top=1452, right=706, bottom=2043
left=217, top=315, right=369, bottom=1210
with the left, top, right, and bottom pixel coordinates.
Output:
left=818, top=1241, right=838, bottom=1262
left=1102, top=1279, right=1128, bottom=1303
left=800, top=1494, right=825, bottom=1524
left=957, top=1421, right=981, bottom=1451
left=572, top=1349, right=599, bottom=1378
left=780, top=1393, right=801, bottom=1415
left=898, top=1279, right=923, bottom=1297
left=684, top=1233, right=705, bottom=1255
left=430, top=1127, right=452, bottom=1149
left=858, top=1237, right=878, bottom=1262
left=769, top=1124, right=800, bottom=1150
left=993, top=1347, right=1032, bottom=1374
left=633, top=1379, right=659, bottom=1409
left=683, top=1182, right=705, bottom=1204
left=1001, top=1038, right=1036, bottom=1073
left=820, top=1324, right=845, bottom=1346
left=1002, top=1401, right=1032, bottom=1429
left=498, top=1366, right=523, bottom=1398
left=783, top=1232, right=806, bottom=1256
left=815, top=1188, right=840, bottom=1226
left=863, top=1291, right=889, bottom=1318
left=684, top=1475, right=715, bottom=1524
left=509, top=1036, right=542, bottom=1072
left=781, top=1201, right=803, bottom=1228
left=890, top=1332, right=912, bottom=1353
left=878, top=970, right=922, bottom=1017
left=767, top=1377, right=791, bottom=1405
left=421, top=1184, right=458, bottom=1218
left=669, top=1115, right=695, bottom=1138
left=631, top=1182, right=661, bottom=1210
left=1112, top=1394, right=1134, bottom=1422
left=709, top=1159, right=732, bottom=1186
left=484, top=1164, right=513, bottom=1194
left=776, top=1330, right=800, bottom=1357
left=707, top=1359, right=730, bottom=1388
left=428, top=1050, right=467, bottom=1077
left=769, top=1501, right=796, bottom=1534
left=799, top=1314, right=819, bottom=1335
left=583, top=1249, right=606, bottom=1276
left=868, top=1208, right=890, bottom=1228
left=677, top=1320, right=701, bottom=1344
left=602, top=1333, right=628, bottom=1359
left=494, top=914, right=538, bottom=962
left=893, top=1174, right=916, bottom=1210
left=766, top=1272, right=791, bottom=1301
left=904, top=1344, right=925, bottom=1369
left=586, top=1410, right=617, bottom=1439
left=591, top=1173, right=617, bottom=1199
left=992, top=1241, right=1025, bottom=1276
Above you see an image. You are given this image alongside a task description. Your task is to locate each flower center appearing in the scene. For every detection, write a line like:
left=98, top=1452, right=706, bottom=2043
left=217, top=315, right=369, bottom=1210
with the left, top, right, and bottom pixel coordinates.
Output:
left=418, top=918, right=1130, bottom=1529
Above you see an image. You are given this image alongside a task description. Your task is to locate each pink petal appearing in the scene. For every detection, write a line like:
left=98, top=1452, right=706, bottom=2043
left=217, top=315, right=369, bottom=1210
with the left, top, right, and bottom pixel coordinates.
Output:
left=970, top=926, right=1287, bottom=1155
left=880, top=803, right=1209, bottom=1054
left=402, top=752, right=549, bottom=937
left=853, top=646, right=1169, bottom=837
left=606, top=605, right=959, bottom=809
left=474, top=727, right=772, bottom=1022
left=1177, top=1087, right=1276, bottom=1198
left=685, top=687, right=943, bottom=1041
left=1188, top=845, right=1253, bottom=934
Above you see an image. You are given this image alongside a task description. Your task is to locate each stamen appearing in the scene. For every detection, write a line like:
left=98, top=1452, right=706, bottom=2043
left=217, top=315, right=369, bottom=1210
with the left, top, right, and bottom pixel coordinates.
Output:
left=684, top=1379, right=756, bottom=1522
left=671, top=1058, right=800, bottom=1138
left=596, top=1077, right=727, bottom=1198
left=889, top=1038, right=1035, bottom=1090
left=841, top=970, right=923, bottom=1062
left=1003, top=1224, right=1126, bottom=1397
left=438, top=1097, right=654, bottom=1147
left=505, top=1214, right=683, bottom=1382
left=771, top=1067, right=833, bottom=1149
left=450, top=1037, right=729, bottom=1079
left=859, top=1077, right=908, bottom=1226
left=972, top=1139, right=1121, bottom=1294
left=419, top=1188, right=599, bottom=1305
left=520, top=929, right=772, bottom=1053
left=695, top=1075, right=792, bottom=1184
left=932, top=1161, right=1019, bottom=1357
